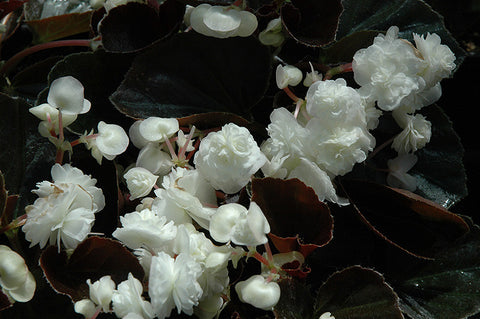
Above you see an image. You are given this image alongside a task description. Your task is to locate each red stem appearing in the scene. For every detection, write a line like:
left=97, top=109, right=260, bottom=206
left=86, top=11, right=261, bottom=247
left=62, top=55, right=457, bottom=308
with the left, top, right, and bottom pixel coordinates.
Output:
left=0, top=39, right=91, bottom=75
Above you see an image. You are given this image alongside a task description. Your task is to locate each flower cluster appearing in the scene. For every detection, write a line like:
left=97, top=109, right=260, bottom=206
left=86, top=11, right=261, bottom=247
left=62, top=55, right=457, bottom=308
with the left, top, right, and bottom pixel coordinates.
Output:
left=23, top=164, right=105, bottom=251
left=12, top=15, right=457, bottom=319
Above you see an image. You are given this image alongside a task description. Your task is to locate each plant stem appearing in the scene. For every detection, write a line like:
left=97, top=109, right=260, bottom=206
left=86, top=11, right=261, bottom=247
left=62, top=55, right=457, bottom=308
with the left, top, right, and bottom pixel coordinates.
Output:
left=0, top=39, right=91, bottom=76
left=283, top=87, right=300, bottom=102
left=323, top=62, right=353, bottom=80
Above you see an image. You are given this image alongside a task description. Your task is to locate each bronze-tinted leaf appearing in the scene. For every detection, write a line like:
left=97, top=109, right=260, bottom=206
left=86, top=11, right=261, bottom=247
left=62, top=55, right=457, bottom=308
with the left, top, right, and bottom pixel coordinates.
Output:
left=39, top=236, right=144, bottom=301
left=26, top=11, right=93, bottom=44
left=340, top=179, right=470, bottom=259
left=281, top=0, right=343, bottom=47
left=251, top=178, right=333, bottom=257
left=314, top=266, right=404, bottom=319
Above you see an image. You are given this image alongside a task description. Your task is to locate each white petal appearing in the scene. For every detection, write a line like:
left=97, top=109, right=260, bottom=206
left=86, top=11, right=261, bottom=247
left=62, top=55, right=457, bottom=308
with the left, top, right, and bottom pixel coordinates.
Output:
left=235, top=275, right=280, bottom=311
left=96, top=121, right=129, bottom=157
left=139, top=117, right=179, bottom=142
left=48, top=76, right=90, bottom=115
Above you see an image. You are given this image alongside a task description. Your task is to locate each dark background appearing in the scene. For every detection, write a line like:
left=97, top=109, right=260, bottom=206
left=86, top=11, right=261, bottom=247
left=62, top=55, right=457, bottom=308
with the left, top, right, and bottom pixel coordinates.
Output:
left=425, top=0, right=480, bottom=224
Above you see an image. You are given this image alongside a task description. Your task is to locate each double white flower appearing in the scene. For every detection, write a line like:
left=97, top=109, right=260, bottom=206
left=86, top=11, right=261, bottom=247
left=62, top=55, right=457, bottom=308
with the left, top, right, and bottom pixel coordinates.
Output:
left=194, top=123, right=267, bottom=194
left=23, top=164, right=105, bottom=250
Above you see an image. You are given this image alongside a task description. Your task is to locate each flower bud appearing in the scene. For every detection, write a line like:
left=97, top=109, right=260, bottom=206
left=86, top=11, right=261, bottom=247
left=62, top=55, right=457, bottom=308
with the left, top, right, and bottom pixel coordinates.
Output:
left=235, top=275, right=280, bottom=311
left=124, top=167, right=158, bottom=200
left=87, top=275, right=116, bottom=312
left=74, top=299, right=97, bottom=318
left=276, top=64, right=302, bottom=89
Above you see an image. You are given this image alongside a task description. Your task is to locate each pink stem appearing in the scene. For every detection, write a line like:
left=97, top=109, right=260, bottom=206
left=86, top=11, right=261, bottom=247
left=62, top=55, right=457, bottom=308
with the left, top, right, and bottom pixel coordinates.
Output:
left=323, top=62, right=353, bottom=80
left=283, top=87, right=300, bottom=102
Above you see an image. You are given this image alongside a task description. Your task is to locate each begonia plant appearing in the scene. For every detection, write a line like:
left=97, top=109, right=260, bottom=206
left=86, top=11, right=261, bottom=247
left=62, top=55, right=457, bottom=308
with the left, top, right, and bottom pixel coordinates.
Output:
left=0, top=0, right=479, bottom=318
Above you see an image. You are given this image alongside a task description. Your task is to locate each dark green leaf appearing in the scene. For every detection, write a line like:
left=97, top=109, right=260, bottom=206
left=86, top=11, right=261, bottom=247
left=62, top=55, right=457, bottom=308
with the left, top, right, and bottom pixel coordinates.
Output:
left=314, top=266, right=404, bottom=319
left=410, top=105, right=467, bottom=208
left=280, top=0, right=343, bottom=47
left=336, top=0, right=465, bottom=67
left=0, top=171, right=6, bottom=226
left=39, top=236, right=144, bottom=302
left=9, top=56, right=63, bottom=102
left=99, top=1, right=185, bottom=53
left=273, top=278, right=314, bottom=319
left=340, top=179, right=469, bottom=259
left=251, top=178, right=333, bottom=257
left=320, top=30, right=379, bottom=64
left=110, top=32, right=271, bottom=119
left=397, top=224, right=480, bottom=319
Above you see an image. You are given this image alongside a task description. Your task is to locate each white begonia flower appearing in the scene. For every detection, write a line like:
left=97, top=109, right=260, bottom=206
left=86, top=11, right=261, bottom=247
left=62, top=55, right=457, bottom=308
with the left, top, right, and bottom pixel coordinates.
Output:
left=262, top=107, right=309, bottom=166
left=387, top=154, right=418, bottom=191
left=303, top=66, right=322, bottom=87
left=276, top=64, right=303, bottom=89
left=258, top=18, right=285, bottom=47
left=124, top=167, right=158, bottom=200
left=23, top=164, right=104, bottom=250
left=173, top=224, right=231, bottom=298
left=261, top=152, right=289, bottom=179
left=194, top=294, right=225, bottom=319
left=138, top=117, right=179, bottom=143
left=353, top=26, right=425, bottom=111
left=305, top=78, right=367, bottom=128
left=129, top=120, right=150, bottom=149
left=112, top=273, right=155, bottom=319
left=190, top=4, right=258, bottom=39
left=391, top=113, right=432, bottom=154
left=87, top=275, right=116, bottom=312
left=288, top=158, right=349, bottom=205
left=112, top=208, right=177, bottom=251
left=209, top=202, right=270, bottom=246
left=74, top=299, right=97, bottom=318
left=95, top=121, right=129, bottom=160
left=319, top=312, right=335, bottom=319
left=123, top=313, right=146, bottom=319
left=46, top=76, right=91, bottom=115
left=0, top=245, right=36, bottom=303
left=29, top=103, right=78, bottom=137
left=414, top=32, right=456, bottom=88
left=149, top=252, right=203, bottom=319
left=135, top=197, right=155, bottom=211
left=136, top=143, right=174, bottom=176
left=305, top=122, right=375, bottom=177
left=360, top=95, right=383, bottom=130
left=194, top=123, right=267, bottom=194
left=176, top=130, right=196, bottom=152
left=156, top=167, right=217, bottom=228
left=151, top=195, right=193, bottom=226
left=235, top=275, right=281, bottom=311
